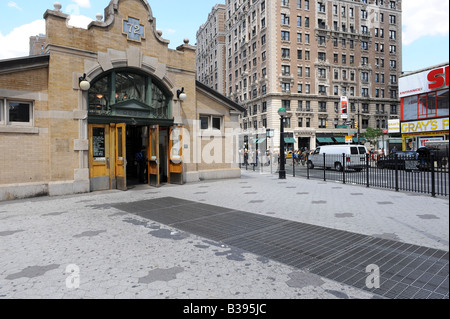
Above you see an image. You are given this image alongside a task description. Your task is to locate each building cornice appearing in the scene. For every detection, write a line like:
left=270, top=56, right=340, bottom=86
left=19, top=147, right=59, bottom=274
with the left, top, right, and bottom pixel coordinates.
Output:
left=0, top=55, right=49, bottom=75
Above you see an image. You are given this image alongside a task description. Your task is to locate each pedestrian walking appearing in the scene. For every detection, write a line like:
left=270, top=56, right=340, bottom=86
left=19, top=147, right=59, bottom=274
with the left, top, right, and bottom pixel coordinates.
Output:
left=136, top=147, right=147, bottom=184
left=301, top=150, right=307, bottom=166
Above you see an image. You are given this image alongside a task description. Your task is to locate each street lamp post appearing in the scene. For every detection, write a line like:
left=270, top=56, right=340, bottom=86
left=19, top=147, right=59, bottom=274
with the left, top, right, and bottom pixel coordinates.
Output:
left=357, top=102, right=361, bottom=145
left=278, top=108, right=287, bottom=179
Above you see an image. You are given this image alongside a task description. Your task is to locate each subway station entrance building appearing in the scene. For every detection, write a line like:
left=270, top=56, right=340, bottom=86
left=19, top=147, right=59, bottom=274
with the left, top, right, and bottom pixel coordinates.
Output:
left=0, top=0, right=244, bottom=200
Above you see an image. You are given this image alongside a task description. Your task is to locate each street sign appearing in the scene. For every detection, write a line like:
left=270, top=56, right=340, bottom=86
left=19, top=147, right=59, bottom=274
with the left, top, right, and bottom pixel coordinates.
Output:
left=345, top=136, right=353, bottom=144
left=388, top=119, right=400, bottom=133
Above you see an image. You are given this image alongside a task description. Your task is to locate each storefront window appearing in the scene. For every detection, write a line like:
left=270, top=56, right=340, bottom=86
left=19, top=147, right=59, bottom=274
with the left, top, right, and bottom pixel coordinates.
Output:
left=437, top=89, right=449, bottom=117
left=404, top=89, right=449, bottom=121
left=419, top=93, right=437, bottom=118
left=403, top=95, right=417, bottom=121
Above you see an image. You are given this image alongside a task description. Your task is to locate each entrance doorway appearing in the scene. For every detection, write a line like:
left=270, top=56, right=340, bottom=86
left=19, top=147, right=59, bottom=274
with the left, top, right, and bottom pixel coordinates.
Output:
left=89, top=123, right=176, bottom=191
left=298, top=137, right=310, bottom=150
left=126, top=125, right=148, bottom=187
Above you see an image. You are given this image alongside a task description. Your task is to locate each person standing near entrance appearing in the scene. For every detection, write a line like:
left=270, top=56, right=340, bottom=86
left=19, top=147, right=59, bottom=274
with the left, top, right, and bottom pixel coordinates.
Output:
left=136, top=147, right=147, bottom=184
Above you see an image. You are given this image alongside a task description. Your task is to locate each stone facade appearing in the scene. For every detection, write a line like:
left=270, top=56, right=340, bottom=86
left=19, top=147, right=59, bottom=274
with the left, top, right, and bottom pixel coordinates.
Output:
left=0, top=0, right=244, bottom=201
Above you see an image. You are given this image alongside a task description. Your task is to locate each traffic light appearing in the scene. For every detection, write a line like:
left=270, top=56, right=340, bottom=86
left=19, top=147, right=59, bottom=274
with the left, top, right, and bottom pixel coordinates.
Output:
left=355, top=121, right=358, bottom=129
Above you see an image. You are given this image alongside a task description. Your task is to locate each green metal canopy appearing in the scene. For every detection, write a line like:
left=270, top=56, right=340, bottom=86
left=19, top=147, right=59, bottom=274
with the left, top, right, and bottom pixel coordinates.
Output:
left=257, top=137, right=267, bottom=144
left=317, top=137, right=334, bottom=143
left=284, top=137, right=297, bottom=144
left=333, top=137, right=346, bottom=143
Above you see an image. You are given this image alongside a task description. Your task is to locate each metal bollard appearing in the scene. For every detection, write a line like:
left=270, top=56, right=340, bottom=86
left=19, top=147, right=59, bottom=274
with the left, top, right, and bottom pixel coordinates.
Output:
left=293, top=156, right=295, bottom=177
left=342, top=153, right=346, bottom=184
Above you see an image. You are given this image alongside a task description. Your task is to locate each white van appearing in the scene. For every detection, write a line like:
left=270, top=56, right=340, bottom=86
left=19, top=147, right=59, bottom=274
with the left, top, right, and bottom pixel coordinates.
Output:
left=307, top=145, right=368, bottom=171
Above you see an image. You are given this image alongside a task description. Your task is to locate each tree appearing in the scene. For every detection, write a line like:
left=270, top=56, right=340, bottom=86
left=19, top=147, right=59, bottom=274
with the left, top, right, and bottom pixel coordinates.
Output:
left=362, top=127, right=383, bottom=148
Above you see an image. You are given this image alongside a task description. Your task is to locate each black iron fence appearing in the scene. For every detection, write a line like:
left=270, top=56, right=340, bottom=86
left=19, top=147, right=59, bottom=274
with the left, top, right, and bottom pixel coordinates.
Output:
left=301, top=152, right=449, bottom=197
left=241, top=152, right=449, bottom=197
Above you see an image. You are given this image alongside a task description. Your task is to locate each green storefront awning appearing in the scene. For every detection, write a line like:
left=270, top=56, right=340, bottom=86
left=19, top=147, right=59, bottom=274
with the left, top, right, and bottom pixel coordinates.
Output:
left=284, top=137, right=296, bottom=144
left=317, top=137, right=334, bottom=143
left=333, top=137, right=346, bottom=143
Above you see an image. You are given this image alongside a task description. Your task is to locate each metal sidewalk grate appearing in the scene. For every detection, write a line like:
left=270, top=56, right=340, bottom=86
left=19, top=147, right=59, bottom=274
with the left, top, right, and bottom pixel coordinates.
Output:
left=113, top=197, right=449, bottom=299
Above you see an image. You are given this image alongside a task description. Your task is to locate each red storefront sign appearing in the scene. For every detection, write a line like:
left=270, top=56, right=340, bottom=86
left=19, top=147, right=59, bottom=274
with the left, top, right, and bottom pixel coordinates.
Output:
left=400, top=65, right=449, bottom=98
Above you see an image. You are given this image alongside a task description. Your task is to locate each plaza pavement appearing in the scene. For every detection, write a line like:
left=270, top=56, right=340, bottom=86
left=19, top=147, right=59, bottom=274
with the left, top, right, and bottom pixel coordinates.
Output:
left=0, top=169, right=448, bottom=299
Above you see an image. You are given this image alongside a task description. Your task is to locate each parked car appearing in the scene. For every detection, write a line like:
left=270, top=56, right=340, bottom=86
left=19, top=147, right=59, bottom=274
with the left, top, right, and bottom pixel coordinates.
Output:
left=376, top=151, right=418, bottom=170
left=307, top=145, right=368, bottom=172
left=417, top=146, right=449, bottom=170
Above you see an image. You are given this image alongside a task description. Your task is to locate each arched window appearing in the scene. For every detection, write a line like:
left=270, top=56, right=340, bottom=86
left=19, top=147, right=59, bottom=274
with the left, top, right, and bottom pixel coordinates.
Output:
left=88, top=70, right=171, bottom=120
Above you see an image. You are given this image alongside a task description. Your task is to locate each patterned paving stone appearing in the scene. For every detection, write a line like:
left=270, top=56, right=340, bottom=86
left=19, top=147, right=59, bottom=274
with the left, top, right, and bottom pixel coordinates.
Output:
left=114, top=197, right=449, bottom=300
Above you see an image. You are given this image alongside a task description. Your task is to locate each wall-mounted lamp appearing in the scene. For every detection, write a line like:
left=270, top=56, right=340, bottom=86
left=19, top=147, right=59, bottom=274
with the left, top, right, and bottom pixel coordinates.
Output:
left=79, top=73, right=91, bottom=91
left=177, top=87, right=187, bottom=101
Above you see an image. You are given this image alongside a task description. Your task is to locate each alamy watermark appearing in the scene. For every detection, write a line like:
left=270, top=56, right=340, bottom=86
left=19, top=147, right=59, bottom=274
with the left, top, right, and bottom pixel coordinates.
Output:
left=366, top=264, right=381, bottom=289
left=65, top=264, right=80, bottom=289
left=170, top=122, right=265, bottom=165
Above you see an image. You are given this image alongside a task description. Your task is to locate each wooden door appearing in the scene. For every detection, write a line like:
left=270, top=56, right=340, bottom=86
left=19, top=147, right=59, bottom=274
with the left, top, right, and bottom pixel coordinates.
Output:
left=115, top=123, right=127, bottom=191
left=89, top=124, right=111, bottom=191
left=148, top=125, right=160, bottom=186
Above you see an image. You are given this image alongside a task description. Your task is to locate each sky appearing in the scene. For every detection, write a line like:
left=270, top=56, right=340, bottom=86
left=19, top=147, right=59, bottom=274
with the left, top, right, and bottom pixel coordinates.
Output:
left=0, top=0, right=448, bottom=73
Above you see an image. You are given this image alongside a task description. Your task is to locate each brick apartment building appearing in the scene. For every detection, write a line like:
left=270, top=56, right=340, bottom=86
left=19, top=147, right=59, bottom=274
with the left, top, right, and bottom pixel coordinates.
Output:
left=196, top=4, right=227, bottom=95
left=197, top=0, right=403, bottom=151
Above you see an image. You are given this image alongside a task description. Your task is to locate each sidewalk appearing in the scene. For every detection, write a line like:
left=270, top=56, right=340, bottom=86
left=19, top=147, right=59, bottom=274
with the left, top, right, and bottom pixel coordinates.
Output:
left=0, top=170, right=448, bottom=299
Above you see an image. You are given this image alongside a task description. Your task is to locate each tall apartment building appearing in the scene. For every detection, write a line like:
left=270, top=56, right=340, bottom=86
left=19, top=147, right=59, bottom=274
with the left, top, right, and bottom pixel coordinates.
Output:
left=199, top=0, right=402, bottom=151
left=196, top=4, right=227, bottom=94
left=29, top=34, right=46, bottom=56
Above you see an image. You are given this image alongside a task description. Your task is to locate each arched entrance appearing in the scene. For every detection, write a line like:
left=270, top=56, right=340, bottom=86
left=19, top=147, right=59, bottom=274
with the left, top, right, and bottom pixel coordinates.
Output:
left=87, top=68, right=182, bottom=191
